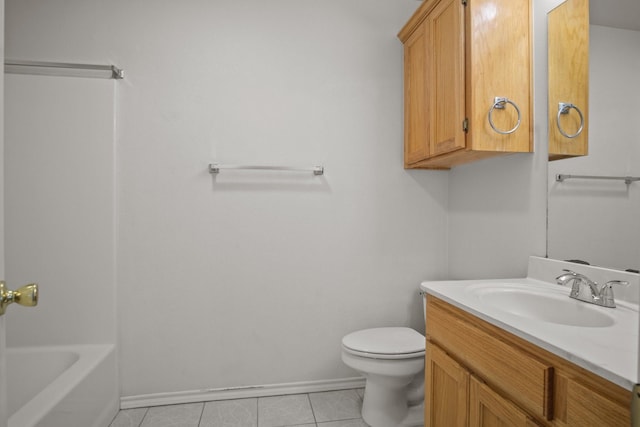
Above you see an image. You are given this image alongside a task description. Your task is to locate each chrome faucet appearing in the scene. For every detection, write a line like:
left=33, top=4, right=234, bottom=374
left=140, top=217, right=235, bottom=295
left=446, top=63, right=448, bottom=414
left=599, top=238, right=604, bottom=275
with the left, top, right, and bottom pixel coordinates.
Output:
left=555, top=269, right=628, bottom=308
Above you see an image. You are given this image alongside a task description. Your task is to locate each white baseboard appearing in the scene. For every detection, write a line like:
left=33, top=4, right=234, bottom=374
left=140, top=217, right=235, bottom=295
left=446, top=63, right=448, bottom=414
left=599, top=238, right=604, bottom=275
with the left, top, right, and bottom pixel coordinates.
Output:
left=120, top=377, right=366, bottom=409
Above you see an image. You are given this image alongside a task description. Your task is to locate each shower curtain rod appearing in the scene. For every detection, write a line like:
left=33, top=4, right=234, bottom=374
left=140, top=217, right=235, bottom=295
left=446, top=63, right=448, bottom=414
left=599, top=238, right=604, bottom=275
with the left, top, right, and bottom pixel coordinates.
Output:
left=5, top=59, right=124, bottom=80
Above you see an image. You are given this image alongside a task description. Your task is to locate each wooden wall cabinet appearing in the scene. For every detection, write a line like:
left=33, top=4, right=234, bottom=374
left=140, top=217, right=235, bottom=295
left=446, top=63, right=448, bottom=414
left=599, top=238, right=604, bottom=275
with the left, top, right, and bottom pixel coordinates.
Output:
left=548, top=0, right=589, bottom=160
left=425, top=295, right=631, bottom=426
left=398, top=0, right=532, bottom=170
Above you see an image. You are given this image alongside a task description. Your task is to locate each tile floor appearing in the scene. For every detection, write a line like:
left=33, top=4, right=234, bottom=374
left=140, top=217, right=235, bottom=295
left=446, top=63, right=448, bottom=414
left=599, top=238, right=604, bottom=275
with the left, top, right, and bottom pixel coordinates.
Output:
left=109, top=389, right=369, bottom=427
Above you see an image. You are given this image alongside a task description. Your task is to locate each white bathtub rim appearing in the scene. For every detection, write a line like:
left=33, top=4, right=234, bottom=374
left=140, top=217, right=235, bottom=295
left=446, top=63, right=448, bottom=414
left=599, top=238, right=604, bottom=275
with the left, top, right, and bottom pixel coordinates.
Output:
left=8, top=344, right=114, bottom=427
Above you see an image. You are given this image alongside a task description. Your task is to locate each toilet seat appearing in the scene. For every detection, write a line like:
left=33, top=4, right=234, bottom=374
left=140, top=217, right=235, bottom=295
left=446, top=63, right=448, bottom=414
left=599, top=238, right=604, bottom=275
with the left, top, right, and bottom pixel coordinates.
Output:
left=342, top=327, right=425, bottom=360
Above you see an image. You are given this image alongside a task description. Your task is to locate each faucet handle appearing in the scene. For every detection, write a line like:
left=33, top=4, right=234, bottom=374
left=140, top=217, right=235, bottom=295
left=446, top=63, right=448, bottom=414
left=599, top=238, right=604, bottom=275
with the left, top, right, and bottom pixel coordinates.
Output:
left=600, top=280, right=629, bottom=308
left=558, top=269, right=593, bottom=283
left=604, top=280, right=629, bottom=287
left=556, top=269, right=579, bottom=285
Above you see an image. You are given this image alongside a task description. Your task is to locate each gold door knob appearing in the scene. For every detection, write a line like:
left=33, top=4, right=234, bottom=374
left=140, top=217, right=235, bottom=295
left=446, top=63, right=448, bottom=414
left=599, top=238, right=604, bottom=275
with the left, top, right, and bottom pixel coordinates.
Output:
left=0, top=281, right=38, bottom=316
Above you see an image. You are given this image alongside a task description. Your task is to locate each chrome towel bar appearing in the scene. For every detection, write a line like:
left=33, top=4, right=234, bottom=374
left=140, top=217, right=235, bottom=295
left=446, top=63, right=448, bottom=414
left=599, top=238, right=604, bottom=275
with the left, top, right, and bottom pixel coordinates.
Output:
left=209, top=164, right=324, bottom=176
left=5, top=60, right=124, bottom=80
left=556, top=174, right=640, bottom=185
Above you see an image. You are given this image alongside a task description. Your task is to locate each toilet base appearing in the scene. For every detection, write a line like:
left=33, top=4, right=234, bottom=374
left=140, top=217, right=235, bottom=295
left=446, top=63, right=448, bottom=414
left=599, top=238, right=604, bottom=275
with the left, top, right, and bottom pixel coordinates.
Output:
left=361, top=373, right=424, bottom=427
left=400, top=403, right=424, bottom=427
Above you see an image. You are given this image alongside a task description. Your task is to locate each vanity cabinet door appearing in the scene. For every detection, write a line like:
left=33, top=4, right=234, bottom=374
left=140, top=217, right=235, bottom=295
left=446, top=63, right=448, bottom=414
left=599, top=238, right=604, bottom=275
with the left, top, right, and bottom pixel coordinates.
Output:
left=425, top=342, right=468, bottom=427
left=469, top=376, right=542, bottom=427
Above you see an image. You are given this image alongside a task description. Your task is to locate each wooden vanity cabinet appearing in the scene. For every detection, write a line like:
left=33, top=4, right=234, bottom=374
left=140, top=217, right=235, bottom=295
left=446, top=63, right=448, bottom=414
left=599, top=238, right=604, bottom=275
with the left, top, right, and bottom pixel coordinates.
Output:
left=398, top=0, right=532, bottom=170
left=426, top=342, right=540, bottom=427
left=470, top=375, right=542, bottom=427
left=424, top=295, right=631, bottom=426
left=548, top=0, right=589, bottom=160
left=425, top=342, right=469, bottom=427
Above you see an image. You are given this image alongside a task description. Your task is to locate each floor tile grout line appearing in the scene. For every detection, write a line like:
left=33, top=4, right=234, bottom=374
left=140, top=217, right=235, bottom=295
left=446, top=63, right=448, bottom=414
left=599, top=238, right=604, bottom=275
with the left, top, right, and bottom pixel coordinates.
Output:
left=256, top=396, right=260, bottom=427
left=307, top=393, right=318, bottom=425
left=137, top=407, right=149, bottom=427
left=196, top=401, right=205, bottom=427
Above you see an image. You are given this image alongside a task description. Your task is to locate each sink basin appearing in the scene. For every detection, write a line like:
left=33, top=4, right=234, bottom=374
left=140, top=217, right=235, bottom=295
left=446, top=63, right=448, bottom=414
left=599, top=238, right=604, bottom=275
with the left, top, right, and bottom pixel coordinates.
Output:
left=468, top=285, right=615, bottom=327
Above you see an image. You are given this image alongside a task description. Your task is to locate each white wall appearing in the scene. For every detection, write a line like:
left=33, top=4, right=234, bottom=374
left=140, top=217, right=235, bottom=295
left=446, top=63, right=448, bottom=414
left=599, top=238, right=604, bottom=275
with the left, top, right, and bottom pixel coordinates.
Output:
left=4, top=75, right=117, bottom=346
left=5, top=0, right=450, bottom=397
left=548, top=25, right=640, bottom=271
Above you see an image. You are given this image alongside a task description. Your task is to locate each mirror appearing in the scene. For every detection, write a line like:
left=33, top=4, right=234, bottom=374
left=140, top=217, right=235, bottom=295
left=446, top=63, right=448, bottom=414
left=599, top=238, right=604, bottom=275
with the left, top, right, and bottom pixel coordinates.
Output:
left=547, top=0, right=640, bottom=271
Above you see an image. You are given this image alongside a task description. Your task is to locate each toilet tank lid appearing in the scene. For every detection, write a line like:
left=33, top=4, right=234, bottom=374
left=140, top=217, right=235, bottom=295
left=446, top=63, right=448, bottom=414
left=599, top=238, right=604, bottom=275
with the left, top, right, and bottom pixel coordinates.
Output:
left=342, top=327, right=425, bottom=355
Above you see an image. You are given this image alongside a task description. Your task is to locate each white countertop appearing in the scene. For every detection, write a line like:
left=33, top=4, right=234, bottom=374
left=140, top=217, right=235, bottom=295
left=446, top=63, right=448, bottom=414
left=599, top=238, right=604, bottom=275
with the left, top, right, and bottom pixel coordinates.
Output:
left=420, top=259, right=639, bottom=391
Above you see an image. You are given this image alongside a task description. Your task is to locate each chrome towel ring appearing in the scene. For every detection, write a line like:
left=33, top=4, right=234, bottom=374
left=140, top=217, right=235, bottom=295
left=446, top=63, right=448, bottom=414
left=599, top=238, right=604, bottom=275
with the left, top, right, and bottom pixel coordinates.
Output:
left=556, top=102, right=584, bottom=139
left=488, top=97, right=521, bottom=135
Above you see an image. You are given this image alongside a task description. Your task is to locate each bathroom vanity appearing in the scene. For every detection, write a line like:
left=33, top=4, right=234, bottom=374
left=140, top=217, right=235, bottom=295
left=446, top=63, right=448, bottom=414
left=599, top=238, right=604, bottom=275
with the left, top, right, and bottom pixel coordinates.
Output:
left=421, top=257, right=638, bottom=426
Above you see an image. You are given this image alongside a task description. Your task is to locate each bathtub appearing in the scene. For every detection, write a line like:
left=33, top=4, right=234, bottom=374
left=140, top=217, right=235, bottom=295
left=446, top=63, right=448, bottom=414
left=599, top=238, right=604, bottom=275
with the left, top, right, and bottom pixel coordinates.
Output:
left=7, top=344, right=119, bottom=427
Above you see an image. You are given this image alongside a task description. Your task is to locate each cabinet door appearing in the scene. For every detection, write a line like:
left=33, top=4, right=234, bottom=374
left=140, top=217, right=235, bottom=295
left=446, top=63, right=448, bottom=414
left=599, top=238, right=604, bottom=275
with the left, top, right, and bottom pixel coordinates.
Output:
left=467, top=0, right=532, bottom=152
left=426, top=0, right=466, bottom=157
left=425, top=342, right=469, bottom=427
left=548, top=0, right=589, bottom=159
left=469, top=376, right=541, bottom=427
left=403, top=19, right=430, bottom=166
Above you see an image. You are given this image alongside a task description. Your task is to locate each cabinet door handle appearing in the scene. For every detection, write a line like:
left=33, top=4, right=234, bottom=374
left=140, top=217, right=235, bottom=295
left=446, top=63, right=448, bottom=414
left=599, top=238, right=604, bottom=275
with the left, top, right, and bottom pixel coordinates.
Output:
left=488, top=97, right=521, bottom=135
left=556, top=102, right=584, bottom=138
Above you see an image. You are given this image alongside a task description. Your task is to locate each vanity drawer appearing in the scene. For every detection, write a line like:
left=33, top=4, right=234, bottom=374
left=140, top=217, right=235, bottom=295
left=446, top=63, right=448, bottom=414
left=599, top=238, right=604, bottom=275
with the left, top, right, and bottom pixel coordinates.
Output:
left=426, top=295, right=554, bottom=421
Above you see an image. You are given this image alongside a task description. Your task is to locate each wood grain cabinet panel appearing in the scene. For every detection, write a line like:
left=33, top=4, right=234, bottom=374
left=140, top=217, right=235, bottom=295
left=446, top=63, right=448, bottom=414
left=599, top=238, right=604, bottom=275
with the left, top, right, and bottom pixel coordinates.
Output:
left=426, top=0, right=465, bottom=158
left=425, top=342, right=468, bottom=427
left=398, top=0, right=532, bottom=169
left=470, top=376, right=542, bottom=427
left=426, top=297, right=553, bottom=421
left=566, top=376, right=630, bottom=426
left=548, top=0, right=589, bottom=160
left=403, top=20, right=430, bottom=164
left=424, top=295, right=631, bottom=426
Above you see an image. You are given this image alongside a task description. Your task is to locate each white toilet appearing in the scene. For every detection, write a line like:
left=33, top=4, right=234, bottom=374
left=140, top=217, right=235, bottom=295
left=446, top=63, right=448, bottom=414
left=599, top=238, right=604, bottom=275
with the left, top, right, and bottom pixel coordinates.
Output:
left=341, top=326, right=425, bottom=427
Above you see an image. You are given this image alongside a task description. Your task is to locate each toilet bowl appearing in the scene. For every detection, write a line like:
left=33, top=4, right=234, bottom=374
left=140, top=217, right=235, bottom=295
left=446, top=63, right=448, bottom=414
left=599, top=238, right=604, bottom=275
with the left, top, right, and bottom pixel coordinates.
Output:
left=341, top=327, right=425, bottom=427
